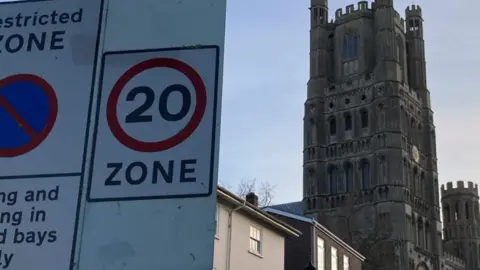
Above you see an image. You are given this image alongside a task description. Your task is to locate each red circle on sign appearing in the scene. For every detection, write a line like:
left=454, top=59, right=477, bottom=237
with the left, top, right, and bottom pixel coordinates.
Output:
left=0, top=74, right=58, bottom=157
left=106, top=58, right=207, bottom=152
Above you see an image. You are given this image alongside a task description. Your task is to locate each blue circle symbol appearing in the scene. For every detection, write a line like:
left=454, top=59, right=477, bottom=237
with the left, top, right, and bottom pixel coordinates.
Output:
left=0, top=74, right=58, bottom=157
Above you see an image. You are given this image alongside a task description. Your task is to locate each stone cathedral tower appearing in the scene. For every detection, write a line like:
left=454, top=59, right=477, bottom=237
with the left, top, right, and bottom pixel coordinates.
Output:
left=303, top=0, right=442, bottom=269
left=442, top=181, right=480, bottom=270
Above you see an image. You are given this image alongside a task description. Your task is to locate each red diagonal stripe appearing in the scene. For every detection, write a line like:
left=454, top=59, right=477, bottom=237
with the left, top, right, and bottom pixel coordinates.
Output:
left=0, top=96, right=37, bottom=138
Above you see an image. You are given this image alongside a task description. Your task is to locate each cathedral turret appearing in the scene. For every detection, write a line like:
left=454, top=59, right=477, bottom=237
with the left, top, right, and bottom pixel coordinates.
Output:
left=405, top=5, right=427, bottom=92
left=373, top=0, right=403, bottom=82
left=308, top=0, right=329, bottom=99
left=304, top=0, right=330, bottom=201
left=441, top=181, right=480, bottom=269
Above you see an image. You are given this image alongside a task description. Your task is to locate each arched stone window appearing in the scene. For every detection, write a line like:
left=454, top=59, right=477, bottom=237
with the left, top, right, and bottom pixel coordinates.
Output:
left=466, top=202, right=470, bottom=219
left=360, top=159, right=370, bottom=189
left=417, top=217, right=424, bottom=247
left=328, top=165, right=337, bottom=194
left=443, top=204, right=450, bottom=223
left=329, top=116, right=336, bottom=135
left=360, top=109, right=369, bottom=128
left=344, top=112, right=352, bottom=131
left=344, top=162, right=353, bottom=192
left=424, top=221, right=430, bottom=250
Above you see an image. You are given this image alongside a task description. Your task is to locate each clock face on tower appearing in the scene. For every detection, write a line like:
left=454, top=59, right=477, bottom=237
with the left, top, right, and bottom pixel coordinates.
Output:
left=412, top=145, right=420, bottom=163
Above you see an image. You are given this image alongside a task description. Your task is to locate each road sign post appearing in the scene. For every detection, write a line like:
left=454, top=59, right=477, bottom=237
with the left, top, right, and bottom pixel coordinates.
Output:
left=76, top=0, right=226, bottom=269
left=0, top=0, right=104, bottom=269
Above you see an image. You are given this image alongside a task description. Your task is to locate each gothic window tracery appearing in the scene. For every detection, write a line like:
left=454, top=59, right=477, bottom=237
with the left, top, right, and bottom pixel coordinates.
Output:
left=344, top=112, right=352, bottom=131
left=443, top=204, right=450, bottom=223
left=342, top=33, right=358, bottom=60
left=360, top=109, right=369, bottom=128
left=328, top=165, right=337, bottom=194
left=378, top=103, right=386, bottom=129
left=405, top=164, right=409, bottom=189
left=342, top=31, right=359, bottom=76
left=307, top=118, right=317, bottom=145
left=329, top=116, right=337, bottom=136
left=378, top=155, right=387, bottom=184
left=424, top=221, right=430, bottom=250
left=455, top=202, right=460, bottom=221
left=413, top=167, right=418, bottom=195
left=466, top=202, right=470, bottom=220
left=417, top=217, right=424, bottom=247
left=410, top=117, right=416, bottom=143
left=344, top=162, right=353, bottom=192
left=360, top=159, right=370, bottom=189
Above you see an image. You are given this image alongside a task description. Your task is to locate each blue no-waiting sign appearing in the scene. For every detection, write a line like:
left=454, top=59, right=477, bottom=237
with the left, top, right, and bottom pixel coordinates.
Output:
left=0, top=74, right=58, bottom=157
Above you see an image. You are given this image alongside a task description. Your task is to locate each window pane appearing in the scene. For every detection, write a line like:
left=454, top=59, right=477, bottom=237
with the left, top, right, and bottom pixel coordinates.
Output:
left=317, top=237, right=325, bottom=270
left=343, top=255, right=349, bottom=270
left=249, top=226, right=262, bottom=254
left=331, top=247, right=337, bottom=270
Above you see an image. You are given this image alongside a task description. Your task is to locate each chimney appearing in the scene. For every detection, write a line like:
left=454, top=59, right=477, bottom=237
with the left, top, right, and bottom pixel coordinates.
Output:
left=246, top=192, right=258, bottom=206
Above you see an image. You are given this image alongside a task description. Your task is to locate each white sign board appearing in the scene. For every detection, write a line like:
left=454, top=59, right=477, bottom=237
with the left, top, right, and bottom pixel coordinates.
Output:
left=0, top=0, right=104, bottom=269
left=88, top=46, right=219, bottom=201
left=0, top=0, right=103, bottom=177
left=76, top=0, right=225, bottom=269
left=0, top=177, right=79, bottom=269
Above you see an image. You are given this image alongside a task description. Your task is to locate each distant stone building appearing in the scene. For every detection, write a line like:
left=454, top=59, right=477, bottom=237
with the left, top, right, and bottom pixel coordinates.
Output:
left=441, top=181, right=480, bottom=270
left=265, top=203, right=365, bottom=270
left=301, top=0, right=472, bottom=269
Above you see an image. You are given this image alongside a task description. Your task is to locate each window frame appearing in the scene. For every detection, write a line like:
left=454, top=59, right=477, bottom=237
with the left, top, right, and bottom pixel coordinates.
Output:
left=343, top=255, right=349, bottom=270
left=331, top=246, right=338, bottom=270
left=249, top=225, right=263, bottom=255
left=316, top=236, right=325, bottom=270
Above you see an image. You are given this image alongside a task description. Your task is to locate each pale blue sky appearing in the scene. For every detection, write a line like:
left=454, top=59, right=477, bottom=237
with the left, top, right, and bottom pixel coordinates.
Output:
left=1, top=0, right=477, bottom=204
left=219, top=0, right=480, bottom=204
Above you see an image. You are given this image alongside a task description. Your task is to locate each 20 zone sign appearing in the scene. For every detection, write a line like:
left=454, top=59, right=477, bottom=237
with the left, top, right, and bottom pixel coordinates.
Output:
left=106, top=57, right=207, bottom=153
left=125, top=84, right=191, bottom=123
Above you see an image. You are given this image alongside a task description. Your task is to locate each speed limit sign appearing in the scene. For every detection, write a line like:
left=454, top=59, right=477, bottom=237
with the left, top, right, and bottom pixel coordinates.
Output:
left=87, top=46, right=220, bottom=202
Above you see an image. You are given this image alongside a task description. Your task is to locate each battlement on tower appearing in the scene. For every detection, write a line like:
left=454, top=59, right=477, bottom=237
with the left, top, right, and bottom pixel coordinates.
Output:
left=334, top=1, right=404, bottom=27
left=334, top=1, right=372, bottom=20
left=405, top=4, right=422, bottom=17
left=441, top=181, right=479, bottom=198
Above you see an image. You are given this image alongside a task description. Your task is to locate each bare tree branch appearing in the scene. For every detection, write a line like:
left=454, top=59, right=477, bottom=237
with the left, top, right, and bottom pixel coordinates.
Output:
left=332, top=204, right=397, bottom=270
left=235, top=178, right=275, bottom=207
left=258, top=181, right=275, bottom=207
left=236, top=178, right=257, bottom=198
